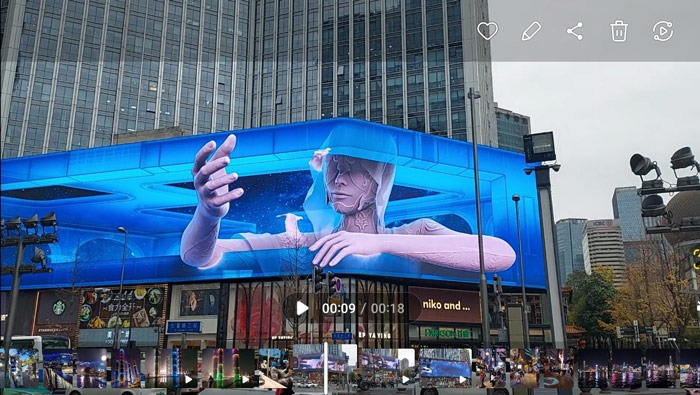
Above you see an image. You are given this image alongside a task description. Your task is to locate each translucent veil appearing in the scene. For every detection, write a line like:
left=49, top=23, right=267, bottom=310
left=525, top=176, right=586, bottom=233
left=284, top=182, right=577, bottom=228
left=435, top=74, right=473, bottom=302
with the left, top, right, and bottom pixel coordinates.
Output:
left=302, top=126, right=398, bottom=238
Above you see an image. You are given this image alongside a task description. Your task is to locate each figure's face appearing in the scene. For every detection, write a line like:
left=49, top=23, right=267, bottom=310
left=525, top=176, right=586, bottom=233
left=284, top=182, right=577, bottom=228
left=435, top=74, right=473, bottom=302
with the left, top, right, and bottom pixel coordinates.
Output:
left=324, top=155, right=379, bottom=214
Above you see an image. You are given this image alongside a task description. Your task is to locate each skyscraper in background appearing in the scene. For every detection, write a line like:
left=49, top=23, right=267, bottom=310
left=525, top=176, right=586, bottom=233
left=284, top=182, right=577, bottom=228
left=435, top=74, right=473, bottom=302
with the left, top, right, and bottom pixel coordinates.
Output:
left=495, top=106, right=530, bottom=153
left=612, top=186, right=647, bottom=261
left=555, top=218, right=587, bottom=284
left=1, top=0, right=497, bottom=158
left=582, top=219, right=627, bottom=288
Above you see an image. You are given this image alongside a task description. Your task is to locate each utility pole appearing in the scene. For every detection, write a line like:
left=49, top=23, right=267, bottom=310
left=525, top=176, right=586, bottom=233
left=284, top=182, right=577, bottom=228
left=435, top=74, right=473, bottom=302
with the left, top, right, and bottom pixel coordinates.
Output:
left=1, top=214, right=58, bottom=388
left=468, top=87, right=490, bottom=348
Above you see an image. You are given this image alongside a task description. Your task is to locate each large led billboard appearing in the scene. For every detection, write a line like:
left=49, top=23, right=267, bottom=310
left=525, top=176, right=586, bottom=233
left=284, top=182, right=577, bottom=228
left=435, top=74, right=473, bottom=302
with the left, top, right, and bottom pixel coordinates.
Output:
left=1, top=118, right=545, bottom=289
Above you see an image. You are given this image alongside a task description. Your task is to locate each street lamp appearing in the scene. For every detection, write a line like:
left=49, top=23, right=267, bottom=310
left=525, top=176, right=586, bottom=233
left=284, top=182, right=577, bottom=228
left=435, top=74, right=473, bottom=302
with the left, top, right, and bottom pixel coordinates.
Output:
left=1, top=213, right=57, bottom=388
left=115, top=226, right=129, bottom=349
left=512, top=194, right=530, bottom=348
left=522, top=132, right=567, bottom=350
left=628, top=146, right=700, bottom=330
left=467, top=87, right=490, bottom=348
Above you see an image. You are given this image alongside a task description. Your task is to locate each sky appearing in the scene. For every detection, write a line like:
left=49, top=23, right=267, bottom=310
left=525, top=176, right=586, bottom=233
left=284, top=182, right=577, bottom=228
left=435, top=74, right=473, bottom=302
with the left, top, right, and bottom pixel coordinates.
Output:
left=341, top=344, right=357, bottom=367
left=398, top=348, right=416, bottom=366
left=491, top=62, right=699, bottom=221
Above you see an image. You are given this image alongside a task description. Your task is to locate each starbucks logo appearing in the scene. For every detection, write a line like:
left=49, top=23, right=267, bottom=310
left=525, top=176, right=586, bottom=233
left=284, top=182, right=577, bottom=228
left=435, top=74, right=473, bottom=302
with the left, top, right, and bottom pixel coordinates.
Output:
left=53, top=300, right=66, bottom=315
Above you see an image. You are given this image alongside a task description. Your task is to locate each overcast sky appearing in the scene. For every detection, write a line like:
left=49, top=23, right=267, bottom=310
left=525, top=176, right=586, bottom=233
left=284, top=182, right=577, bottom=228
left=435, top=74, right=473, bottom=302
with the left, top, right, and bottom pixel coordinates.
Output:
left=491, top=62, right=699, bottom=221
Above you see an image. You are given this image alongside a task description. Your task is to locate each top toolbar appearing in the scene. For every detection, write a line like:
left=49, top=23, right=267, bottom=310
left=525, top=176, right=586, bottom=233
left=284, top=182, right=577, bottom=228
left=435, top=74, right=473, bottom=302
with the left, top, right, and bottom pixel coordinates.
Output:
left=484, top=0, right=698, bottom=61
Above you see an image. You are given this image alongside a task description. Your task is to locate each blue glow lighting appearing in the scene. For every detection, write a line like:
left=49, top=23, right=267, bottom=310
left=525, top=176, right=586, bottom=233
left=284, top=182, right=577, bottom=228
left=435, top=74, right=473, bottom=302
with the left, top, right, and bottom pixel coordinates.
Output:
left=1, top=118, right=545, bottom=289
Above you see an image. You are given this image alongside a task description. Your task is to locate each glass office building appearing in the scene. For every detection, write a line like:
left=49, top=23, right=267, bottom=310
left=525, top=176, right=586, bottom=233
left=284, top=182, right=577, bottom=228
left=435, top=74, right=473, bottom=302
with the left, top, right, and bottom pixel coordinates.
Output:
left=612, top=186, right=647, bottom=262
left=612, top=186, right=645, bottom=242
left=495, top=106, right=530, bottom=153
left=555, top=218, right=587, bottom=284
left=1, top=0, right=497, bottom=158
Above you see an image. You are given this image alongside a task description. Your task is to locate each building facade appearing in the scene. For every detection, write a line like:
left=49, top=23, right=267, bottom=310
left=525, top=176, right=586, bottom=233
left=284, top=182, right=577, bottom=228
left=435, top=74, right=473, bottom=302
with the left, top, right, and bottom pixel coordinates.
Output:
left=555, top=218, right=587, bottom=284
left=1, top=0, right=497, bottom=158
left=1, top=119, right=552, bottom=349
left=495, top=106, right=530, bottom=153
left=582, top=219, right=627, bottom=288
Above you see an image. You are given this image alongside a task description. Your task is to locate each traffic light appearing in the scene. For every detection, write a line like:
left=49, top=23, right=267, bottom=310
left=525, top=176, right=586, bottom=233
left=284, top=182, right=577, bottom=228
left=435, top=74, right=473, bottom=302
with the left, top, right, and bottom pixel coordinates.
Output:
left=312, top=265, right=324, bottom=293
left=327, top=272, right=338, bottom=297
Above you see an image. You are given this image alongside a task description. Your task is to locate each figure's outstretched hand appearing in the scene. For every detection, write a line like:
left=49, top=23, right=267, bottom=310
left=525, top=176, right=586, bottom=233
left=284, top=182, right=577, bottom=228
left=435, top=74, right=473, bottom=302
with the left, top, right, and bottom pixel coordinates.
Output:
left=192, top=134, right=243, bottom=219
left=309, top=231, right=383, bottom=267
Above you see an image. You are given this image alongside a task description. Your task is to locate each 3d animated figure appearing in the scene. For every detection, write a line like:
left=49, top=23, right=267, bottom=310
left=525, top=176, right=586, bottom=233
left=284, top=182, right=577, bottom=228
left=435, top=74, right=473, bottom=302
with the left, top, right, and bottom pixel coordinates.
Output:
left=181, top=132, right=516, bottom=272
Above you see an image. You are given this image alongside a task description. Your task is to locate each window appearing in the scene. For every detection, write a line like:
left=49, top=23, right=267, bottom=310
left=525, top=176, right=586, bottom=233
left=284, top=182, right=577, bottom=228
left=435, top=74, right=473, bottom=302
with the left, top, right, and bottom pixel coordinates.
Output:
left=407, top=94, right=424, bottom=113
left=426, top=8, right=443, bottom=26
left=429, top=90, right=446, bottom=110
left=428, top=70, right=445, bottom=88
left=353, top=82, right=365, bottom=97
left=427, top=48, right=445, bottom=68
left=429, top=112, right=447, bottom=133
left=386, top=15, right=401, bottom=34
left=406, top=73, right=424, bottom=92
left=55, top=85, right=74, bottom=104
left=386, top=76, right=402, bottom=95
left=408, top=115, right=425, bottom=131
left=427, top=27, right=444, bottom=47
left=385, top=55, right=402, bottom=73
left=32, top=81, right=52, bottom=101
left=41, top=15, right=61, bottom=36
left=353, top=62, right=365, bottom=79
left=370, top=99, right=382, bottom=117
left=406, top=32, right=422, bottom=51
left=450, top=66, right=464, bottom=85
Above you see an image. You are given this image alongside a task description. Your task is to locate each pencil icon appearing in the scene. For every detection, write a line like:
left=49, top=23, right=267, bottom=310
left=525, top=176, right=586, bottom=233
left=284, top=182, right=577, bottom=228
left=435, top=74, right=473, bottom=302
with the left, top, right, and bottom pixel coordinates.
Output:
left=522, top=21, right=542, bottom=41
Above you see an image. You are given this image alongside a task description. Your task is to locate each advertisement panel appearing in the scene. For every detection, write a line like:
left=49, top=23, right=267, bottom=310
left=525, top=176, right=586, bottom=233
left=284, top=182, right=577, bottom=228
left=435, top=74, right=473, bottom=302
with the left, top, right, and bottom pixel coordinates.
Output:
left=78, top=285, right=167, bottom=330
left=1, top=119, right=545, bottom=289
left=407, top=286, right=481, bottom=324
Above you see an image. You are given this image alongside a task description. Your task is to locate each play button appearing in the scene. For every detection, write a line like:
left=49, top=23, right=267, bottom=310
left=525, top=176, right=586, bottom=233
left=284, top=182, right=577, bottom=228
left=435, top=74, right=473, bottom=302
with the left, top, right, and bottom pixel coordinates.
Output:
left=402, top=376, right=409, bottom=384
left=296, top=300, right=309, bottom=315
left=459, top=376, right=466, bottom=384
left=185, top=375, right=192, bottom=384
left=243, top=376, right=249, bottom=384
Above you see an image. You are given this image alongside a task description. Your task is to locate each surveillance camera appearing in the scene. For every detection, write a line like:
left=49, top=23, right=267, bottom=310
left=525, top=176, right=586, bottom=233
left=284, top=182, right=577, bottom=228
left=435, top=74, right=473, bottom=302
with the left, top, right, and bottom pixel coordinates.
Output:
left=552, top=164, right=562, bottom=172
left=524, top=168, right=533, bottom=175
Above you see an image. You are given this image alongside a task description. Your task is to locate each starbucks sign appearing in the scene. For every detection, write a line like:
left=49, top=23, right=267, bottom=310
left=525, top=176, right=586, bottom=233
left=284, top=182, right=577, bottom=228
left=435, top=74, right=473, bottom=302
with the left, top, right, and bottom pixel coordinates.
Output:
left=53, top=300, right=66, bottom=316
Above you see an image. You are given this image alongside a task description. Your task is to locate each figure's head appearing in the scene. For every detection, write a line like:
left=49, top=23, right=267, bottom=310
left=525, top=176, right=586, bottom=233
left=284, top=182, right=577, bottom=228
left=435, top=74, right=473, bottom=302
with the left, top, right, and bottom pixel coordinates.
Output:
left=324, top=155, right=379, bottom=215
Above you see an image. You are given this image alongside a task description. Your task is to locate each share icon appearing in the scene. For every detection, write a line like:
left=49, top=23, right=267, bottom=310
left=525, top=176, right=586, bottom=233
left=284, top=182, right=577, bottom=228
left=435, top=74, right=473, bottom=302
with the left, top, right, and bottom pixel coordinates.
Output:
left=567, top=21, right=583, bottom=40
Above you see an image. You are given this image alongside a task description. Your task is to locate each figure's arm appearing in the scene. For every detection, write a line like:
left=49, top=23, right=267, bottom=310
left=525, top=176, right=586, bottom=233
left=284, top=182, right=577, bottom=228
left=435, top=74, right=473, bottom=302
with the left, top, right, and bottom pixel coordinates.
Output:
left=310, top=219, right=516, bottom=272
left=180, top=135, right=246, bottom=268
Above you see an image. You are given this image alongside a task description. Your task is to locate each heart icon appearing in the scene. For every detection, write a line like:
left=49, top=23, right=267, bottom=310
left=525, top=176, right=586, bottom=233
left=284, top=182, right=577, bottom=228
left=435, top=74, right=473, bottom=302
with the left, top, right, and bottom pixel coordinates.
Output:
left=477, top=21, right=499, bottom=40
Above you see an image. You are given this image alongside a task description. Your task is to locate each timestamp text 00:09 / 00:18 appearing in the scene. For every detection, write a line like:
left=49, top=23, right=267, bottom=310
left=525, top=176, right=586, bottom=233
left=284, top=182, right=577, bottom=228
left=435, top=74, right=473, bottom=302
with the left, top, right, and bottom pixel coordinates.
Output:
left=321, top=303, right=405, bottom=315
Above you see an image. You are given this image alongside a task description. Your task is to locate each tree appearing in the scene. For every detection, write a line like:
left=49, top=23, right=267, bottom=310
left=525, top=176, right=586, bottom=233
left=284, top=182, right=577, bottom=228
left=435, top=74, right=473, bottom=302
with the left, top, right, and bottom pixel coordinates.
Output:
left=606, top=238, right=697, bottom=347
left=567, top=268, right=616, bottom=345
left=277, top=214, right=311, bottom=343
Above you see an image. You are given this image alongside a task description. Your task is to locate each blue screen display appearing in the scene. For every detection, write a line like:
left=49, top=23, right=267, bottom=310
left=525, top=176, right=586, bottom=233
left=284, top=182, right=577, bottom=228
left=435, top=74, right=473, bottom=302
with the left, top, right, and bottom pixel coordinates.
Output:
left=420, top=359, right=472, bottom=378
left=1, top=118, right=545, bottom=290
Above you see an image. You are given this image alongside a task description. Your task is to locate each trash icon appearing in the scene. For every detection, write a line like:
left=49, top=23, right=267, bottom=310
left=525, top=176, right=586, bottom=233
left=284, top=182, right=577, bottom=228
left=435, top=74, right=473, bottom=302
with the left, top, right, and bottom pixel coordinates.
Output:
left=611, top=20, right=628, bottom=42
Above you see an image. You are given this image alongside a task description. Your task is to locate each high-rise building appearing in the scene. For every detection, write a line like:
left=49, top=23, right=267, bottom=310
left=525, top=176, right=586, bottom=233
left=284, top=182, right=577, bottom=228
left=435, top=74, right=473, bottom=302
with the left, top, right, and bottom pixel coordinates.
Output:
left=1, top=0, right=498, bottom=158
left=555, top=218, right=587, bottom=284
left=495, top=106, right=530, bottom=153
left=582, top=219, right=627, bottom=288
left=612, top=186, right=645, bottom=241
left=612, top=186, right=647, bottom=261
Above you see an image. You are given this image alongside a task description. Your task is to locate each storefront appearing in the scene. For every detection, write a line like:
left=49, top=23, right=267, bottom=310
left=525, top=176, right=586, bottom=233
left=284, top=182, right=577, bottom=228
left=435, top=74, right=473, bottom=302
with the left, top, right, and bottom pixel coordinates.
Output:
left=32, top=290, right=80, bottom=345
left=1, top=290, right=36, bottom=337
left=166, top=283, right=220, bottom=349
left=76, top=285, right=168, bottom=348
